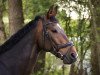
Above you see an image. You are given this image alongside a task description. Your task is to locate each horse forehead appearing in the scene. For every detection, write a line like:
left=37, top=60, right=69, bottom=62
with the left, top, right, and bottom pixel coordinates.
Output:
left=55, top=23, right=64, bottom=32
left=56, top=23, right=62, bottom=29
left=55, top=23, right=67, bottom=39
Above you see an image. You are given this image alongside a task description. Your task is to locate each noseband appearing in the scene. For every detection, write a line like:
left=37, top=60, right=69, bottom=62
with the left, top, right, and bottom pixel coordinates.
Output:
left=42, top=17, right=74, bottom=60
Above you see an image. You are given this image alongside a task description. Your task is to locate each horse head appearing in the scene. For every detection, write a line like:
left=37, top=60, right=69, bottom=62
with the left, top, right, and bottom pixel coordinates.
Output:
left=36, top=5, right=78, bottom=64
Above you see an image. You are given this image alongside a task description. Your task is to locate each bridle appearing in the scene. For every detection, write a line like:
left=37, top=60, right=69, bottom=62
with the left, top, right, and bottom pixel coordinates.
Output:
left=42, top=17, right=74, bottom=60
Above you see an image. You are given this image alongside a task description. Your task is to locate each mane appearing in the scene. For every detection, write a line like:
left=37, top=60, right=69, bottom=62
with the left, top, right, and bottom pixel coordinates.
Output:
left=0, top=16, right=42, bottom=55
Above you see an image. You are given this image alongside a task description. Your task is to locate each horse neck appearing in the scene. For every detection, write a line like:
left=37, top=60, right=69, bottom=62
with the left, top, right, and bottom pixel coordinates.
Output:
left=20, top=29, right=40, bottom=75
left=24, top=44, right=39, bottom=75
left=0, top=29, right=40, bottom=75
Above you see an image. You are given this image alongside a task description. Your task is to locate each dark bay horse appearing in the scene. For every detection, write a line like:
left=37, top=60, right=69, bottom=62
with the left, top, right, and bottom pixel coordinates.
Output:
left=0, top=5, right=78, bottom=75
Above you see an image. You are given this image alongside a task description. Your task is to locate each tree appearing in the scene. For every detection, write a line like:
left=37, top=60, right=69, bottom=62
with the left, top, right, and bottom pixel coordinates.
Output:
left=0, top=0, right=6, bottom=44
left=57, top=1, right=90, bottom=75
left=8, top=0, right=24, bottom=35
left=89, top=0, right=100, bottom=74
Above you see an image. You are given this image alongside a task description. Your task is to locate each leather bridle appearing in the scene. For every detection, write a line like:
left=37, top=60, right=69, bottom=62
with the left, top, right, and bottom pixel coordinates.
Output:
left=42, top=17, right=74, bottom=60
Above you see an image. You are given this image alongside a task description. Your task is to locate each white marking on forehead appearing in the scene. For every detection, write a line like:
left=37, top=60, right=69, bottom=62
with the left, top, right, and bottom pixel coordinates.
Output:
left=55, top=23, right=68, bottom=40
left=57, top=23, right=62, bottom=29
left=55, top=23, right=64, bottom=33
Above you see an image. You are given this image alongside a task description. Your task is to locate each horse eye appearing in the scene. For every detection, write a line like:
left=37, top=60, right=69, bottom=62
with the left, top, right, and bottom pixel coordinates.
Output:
left=51, top=29, right=58, bottom=33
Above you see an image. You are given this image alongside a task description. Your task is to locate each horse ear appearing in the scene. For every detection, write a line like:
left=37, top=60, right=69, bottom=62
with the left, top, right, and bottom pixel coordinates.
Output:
left=47, top=5, right=58, bottom=19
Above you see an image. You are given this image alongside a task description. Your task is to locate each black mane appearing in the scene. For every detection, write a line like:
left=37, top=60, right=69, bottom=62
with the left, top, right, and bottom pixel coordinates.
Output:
left=0, top=16, right=42, bottom=55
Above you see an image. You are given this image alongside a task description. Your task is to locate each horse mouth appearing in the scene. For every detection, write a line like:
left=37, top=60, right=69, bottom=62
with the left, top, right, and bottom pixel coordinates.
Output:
left=63, top=58, right=76, bottom=64
left=62, top=56, right=77, bottom=64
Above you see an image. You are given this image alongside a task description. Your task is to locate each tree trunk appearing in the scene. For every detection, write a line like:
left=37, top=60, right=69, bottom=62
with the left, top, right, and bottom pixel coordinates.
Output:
left=0, top=0, right=6, bottom=44
left=89, top=0, right=100, bottom=74
left=90, top=36, right=99, bottom=75
left=8, top=0, right=24, bottom=35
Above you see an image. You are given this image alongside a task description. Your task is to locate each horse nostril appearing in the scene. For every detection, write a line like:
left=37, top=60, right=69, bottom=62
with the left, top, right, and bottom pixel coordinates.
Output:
left=70, top=53, right=77, bottom=59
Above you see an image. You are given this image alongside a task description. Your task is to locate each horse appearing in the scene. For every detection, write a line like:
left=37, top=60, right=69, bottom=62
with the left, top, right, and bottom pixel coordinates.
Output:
left=0, top=5, right=78, bottom=75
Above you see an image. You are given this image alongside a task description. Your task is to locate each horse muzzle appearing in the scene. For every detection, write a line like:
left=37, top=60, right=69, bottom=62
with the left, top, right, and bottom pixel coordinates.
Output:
left=62, top=52, right=78, bottom=64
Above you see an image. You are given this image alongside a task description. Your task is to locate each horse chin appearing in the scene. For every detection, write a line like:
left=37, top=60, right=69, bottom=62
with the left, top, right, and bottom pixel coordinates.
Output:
left=63, top=57, right=76, bottom=64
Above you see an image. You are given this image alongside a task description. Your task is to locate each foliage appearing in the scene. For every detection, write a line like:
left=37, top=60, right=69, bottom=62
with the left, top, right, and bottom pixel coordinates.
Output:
left=23, top=0, right=57, bottom=19
left=33, top=53, right=70, bottom=75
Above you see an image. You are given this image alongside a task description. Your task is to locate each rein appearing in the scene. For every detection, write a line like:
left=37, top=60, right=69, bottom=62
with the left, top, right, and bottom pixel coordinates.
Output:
left=42, top=17, right=74, bottom=60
